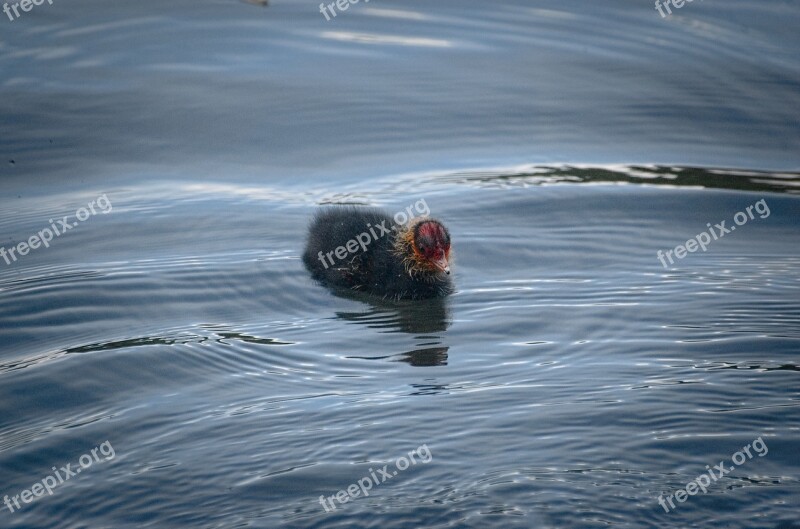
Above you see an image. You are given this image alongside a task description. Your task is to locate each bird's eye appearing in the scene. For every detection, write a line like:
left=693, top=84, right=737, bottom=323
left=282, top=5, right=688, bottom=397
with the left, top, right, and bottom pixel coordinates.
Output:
left=418, top=245, right=426, bottom=252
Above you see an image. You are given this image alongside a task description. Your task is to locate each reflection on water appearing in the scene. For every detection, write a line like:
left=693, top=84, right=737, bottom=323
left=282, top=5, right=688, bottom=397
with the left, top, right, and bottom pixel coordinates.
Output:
left=334, top=292, right=451, bottom=366
left=399, top=346, right=449, bottom=367
left=334, top=292, right=451, bottom=334
left=433, top=165, right=800, bottom=194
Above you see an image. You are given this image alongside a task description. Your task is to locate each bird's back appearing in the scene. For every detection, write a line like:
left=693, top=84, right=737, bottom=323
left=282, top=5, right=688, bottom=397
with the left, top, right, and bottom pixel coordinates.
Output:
left=302, top=207, right=396, bottom=288
left=302, top=207, right=453, bottom=300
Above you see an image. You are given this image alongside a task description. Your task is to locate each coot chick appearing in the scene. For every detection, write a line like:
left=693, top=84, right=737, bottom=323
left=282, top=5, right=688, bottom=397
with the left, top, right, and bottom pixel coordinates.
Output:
left=302, top=207, right=453, bottom=300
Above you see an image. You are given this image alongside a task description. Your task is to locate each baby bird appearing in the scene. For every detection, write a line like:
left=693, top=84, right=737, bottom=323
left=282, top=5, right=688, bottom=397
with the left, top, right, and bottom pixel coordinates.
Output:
left=302, top=207, right=453, bottom=300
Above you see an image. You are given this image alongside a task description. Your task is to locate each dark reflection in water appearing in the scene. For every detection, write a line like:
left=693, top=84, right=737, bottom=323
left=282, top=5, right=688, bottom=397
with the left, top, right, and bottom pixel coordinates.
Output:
left=399, top=346, right=449, bottom=367
left=332, top=291, right=451, bottom=366
left=437, top=165, right=800, bottom=195
left=333, top=290, right=451, bottom=335
left=346, top=342, right=450, bottom=367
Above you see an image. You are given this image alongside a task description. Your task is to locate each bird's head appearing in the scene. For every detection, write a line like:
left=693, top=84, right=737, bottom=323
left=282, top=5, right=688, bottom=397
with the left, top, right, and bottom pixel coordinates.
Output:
left=398, top=218, right=452, bottom=276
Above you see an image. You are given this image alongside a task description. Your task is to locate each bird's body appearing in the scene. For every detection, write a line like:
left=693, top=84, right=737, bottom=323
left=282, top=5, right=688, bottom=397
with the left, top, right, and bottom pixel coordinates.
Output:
left=302, top=207, right=453, bottom=301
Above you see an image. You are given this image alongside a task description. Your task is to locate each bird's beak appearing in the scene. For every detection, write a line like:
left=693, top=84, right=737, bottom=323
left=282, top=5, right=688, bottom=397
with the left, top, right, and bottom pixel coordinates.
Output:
left=433, top=256, right=450, bottom=275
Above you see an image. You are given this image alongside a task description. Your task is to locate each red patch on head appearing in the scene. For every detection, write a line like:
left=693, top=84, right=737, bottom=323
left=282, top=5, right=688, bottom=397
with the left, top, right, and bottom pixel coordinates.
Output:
left=414, top=220, right=451, bottom=264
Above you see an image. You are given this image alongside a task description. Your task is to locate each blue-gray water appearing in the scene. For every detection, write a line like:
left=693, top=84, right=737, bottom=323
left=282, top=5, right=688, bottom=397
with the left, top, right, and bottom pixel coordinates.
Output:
left=1, top=1, right=799, bottom=528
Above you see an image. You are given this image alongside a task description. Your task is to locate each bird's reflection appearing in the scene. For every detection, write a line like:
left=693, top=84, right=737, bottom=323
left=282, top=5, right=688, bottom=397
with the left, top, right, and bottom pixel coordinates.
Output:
left=334, top=291, right=450, bottom=333
left=331, top=288, right=451, bottom=366
left=398, top=346, right=449, bottom=366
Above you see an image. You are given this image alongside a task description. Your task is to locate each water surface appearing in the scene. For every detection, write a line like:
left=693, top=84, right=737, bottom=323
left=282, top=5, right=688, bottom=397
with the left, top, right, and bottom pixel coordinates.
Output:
left=1, top=1, right=799, bottom=528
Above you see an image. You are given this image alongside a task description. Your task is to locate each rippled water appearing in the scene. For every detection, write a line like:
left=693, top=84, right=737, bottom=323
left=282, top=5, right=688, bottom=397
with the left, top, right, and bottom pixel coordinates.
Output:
left=2, top=1, right=799, bottom=528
